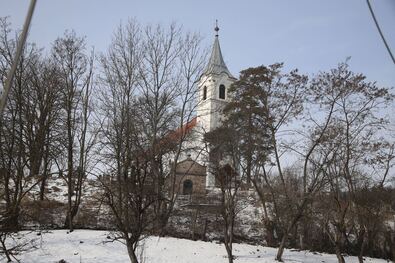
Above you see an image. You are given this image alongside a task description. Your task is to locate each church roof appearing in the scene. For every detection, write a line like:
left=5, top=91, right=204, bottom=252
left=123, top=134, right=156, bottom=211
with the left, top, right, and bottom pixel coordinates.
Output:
left=204, top=25, right=234, bottom=79
left=175, top=158, right=206, bottom=176
left=166, top=117, right=197, bottom=142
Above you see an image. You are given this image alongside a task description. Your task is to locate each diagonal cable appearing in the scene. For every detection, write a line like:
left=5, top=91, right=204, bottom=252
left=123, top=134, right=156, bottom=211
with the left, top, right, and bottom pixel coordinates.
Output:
left=366, top=0, right=395, bottom=65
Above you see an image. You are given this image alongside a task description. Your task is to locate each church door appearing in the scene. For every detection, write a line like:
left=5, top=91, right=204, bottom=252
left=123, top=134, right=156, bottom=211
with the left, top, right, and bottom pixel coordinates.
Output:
left=183, top=179, right=193, bottom=195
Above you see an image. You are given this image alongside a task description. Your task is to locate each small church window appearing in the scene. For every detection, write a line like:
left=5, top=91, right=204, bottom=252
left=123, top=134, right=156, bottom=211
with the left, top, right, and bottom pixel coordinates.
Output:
left=219, top=84, right=226, bottom=99
left=203, top=86, right=207, bottom=100
left=183, top=179, right=193, bottom=195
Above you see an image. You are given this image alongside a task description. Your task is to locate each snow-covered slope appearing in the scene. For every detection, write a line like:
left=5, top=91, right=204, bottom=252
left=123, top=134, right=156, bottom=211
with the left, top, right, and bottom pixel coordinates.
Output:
left=5, top=230, right=388, bottom=263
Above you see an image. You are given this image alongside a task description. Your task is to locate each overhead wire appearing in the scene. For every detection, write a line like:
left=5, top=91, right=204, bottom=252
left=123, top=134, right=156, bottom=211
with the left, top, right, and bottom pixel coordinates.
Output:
left=0, top=0, right=37, bottom=115
left=366, top=0, right=395, bottom=65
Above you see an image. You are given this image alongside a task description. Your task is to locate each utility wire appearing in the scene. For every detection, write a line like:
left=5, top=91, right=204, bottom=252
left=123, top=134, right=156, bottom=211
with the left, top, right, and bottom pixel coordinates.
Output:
left=0, top=0, right=37, bottom=115
left=366, top=0, right=395, bottom=65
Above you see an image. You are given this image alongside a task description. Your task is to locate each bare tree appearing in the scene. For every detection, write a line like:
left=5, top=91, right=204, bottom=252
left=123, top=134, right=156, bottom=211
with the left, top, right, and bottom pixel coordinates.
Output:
left=97, top=20, right=145, bottom=262
left=136, top=23, right=207, bottom=235
left=26, top=57, right=63, bottom=201
left=311, top=63, right=393, bottom=263
left=230, top=63, right=363, bottom=261
left=52, top=30, right=95, bottom=231
left=97, top=20, right=207, bottom=262
left=135, top=23, right=184, bottom=235
left=0, top=17, right=48, bottom=262
left=218, top=64, right=311, bottom=259
left=152, top=30, right=207, bottom=235
left=204, top=126, right=244, bottom=263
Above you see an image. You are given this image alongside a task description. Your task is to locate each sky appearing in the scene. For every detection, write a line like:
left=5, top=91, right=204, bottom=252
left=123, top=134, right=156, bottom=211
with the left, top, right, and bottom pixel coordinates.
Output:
left=1, top=0, right=394, bottom=175
left=1, top=0, right=394, bottom=88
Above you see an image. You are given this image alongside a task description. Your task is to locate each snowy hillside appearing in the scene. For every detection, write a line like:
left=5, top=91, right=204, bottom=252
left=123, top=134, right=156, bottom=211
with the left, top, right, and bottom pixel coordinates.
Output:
left=5, top=230, right=388, bottom=263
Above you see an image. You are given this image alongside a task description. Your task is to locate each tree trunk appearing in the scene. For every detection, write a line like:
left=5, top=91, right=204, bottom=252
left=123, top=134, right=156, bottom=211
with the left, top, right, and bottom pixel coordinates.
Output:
left=224, top=239, right=233, bottom=263
left=202, top=219, right=208, bottom=241
left=276, top=234, right=287, bottom=261
left=246, top=150, right=251, bottom=188
left=191, top=209, right=199, bottom=240
left=299, top=233, right=304, bottom=250
left=126, top=239, right=139, bottom=263
left=357, top=229, right=366, bottom=263
left=385, top=230, right=395, bottom=261
left=276, top=206, right=306, bottom=261
left=357, top=253, right=363, bottom=263
left=39, top=177, right=46, bottom=201
left=223, top=216, right=234, bottom=263
left=264, top=219, right=276, bottom=247
left=0, top=236, right=12, bottom=262
left=334, top=244, right=345, bottom=263
left=66, top=188, right=74, bottom=232
left=64, top=205, right=78, bottom=231
left=4, top=207, right=21, bottom=231
left=39, top=150, right=50, bottom=201
left=251, top=178, right=277, bottom=247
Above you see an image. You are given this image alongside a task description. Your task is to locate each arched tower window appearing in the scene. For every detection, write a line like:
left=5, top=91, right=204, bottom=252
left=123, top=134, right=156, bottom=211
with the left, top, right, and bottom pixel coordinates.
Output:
left=183, top=179, right=193, bottom=195
left=219, top=84, right=226, bottom=99
left=203, top=86, right=207, bottom=100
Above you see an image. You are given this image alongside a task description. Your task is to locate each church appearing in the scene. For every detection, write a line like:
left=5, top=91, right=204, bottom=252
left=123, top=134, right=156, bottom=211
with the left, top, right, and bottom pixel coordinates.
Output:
left=172, top=24, right=237, bottom=195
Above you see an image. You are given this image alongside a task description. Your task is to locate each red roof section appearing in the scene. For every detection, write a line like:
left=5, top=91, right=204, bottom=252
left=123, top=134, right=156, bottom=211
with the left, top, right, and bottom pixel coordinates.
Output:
left=167, top=116, right=197, bottom=142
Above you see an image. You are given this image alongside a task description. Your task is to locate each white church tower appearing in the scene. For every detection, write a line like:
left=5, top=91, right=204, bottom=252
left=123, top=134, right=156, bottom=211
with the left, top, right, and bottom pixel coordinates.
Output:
left=196, top=23, right=236, bottom=188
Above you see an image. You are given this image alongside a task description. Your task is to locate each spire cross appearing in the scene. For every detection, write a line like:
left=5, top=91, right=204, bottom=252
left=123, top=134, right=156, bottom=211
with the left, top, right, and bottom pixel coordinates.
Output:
left=214, top=19, right=219, bottom=37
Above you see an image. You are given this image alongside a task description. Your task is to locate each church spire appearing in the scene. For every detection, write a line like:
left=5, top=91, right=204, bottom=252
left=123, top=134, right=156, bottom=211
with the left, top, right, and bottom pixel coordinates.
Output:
left=204, top=21, right=234, bottom=78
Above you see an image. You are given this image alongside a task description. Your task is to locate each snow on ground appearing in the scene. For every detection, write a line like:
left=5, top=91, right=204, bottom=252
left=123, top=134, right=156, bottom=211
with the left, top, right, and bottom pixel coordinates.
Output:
left=3, top=230, right=388, bottom=263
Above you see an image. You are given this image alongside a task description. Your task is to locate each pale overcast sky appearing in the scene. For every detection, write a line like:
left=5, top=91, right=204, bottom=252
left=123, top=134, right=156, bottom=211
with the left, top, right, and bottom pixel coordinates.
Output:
left=1, top=0, right=394, bottom=88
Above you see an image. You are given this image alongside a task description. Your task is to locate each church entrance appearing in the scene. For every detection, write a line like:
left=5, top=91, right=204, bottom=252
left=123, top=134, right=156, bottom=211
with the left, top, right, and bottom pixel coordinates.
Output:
left=183, top=179, right=193, bottom=195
